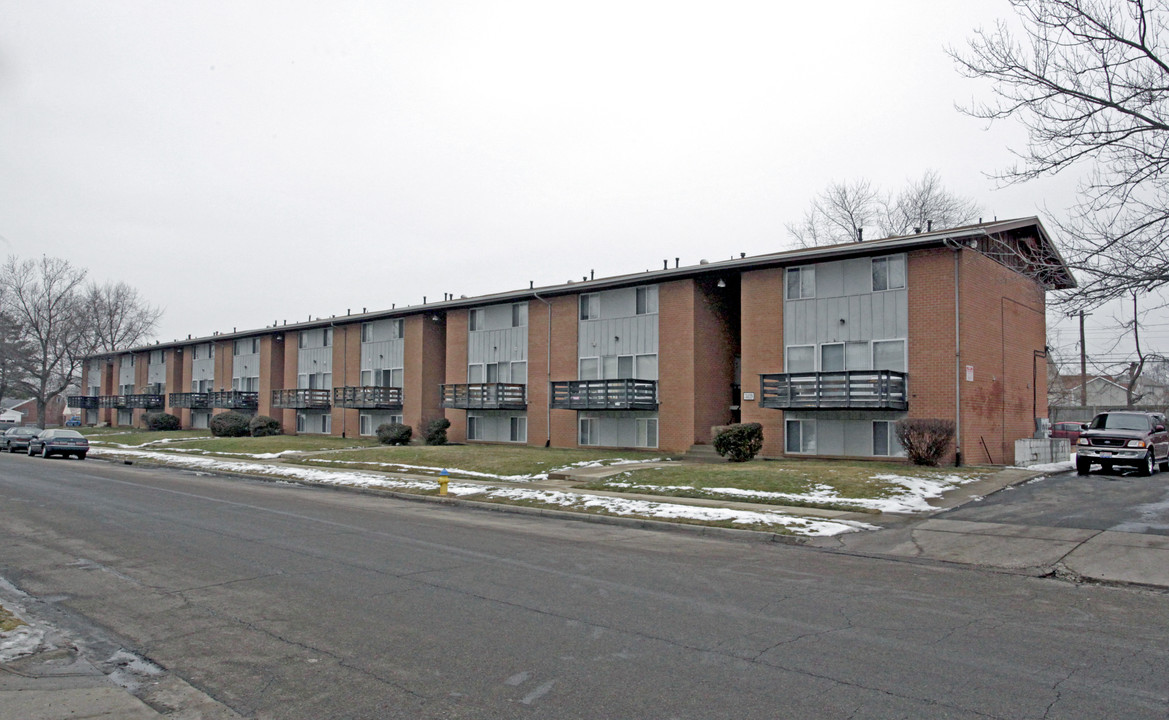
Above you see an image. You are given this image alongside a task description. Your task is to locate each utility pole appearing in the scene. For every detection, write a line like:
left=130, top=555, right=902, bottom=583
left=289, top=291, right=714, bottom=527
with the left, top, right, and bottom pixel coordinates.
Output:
left=1079, top=310, right=1088, bottom=408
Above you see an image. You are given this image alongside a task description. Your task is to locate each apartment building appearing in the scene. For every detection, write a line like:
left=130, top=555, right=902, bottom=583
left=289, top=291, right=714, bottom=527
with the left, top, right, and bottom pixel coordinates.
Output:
left=74, top=217, right=1074, bottom=465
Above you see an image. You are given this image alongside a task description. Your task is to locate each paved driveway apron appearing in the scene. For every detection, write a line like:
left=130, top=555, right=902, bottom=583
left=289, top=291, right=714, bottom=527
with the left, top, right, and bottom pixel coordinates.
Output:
left=944, top=468, right=1169, bottom=535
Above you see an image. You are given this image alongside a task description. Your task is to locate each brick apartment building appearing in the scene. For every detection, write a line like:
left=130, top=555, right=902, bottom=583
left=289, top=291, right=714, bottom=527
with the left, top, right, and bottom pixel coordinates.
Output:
left=73, top=217, right=1074, bottom=465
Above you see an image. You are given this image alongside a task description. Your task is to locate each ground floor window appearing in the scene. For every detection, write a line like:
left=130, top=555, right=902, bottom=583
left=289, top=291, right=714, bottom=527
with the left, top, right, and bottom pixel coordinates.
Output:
left=467, top=412, right=526, bottom=443
left=510, top=416, right=527, bottom=443
left=636, top=417, right=658, bottom=448
left=578, top=412, right=658, bottom=448
left=359, top=413, right=403, bottom=436
left=117, top=409, right=133, bottom=427
left=873, top=420, right=894, bottom=456
left=785, top=419, right=816, bottom=454
left=468, top=415, right=481, bottom=440
left=192, top=411, right=210, bottom=430
left=579, top=417, right=597, bottom=446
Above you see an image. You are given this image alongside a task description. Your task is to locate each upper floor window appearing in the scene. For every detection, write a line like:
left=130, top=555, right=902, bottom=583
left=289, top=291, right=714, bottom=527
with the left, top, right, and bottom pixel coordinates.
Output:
left=872, top=255, right=906, bottom=291
left=391, top=319, right=404, bottom=339
left=125, top=354, right=135, bottom=367
left=635, top=286, right=658, bottom=315
left=298, top=333, right=306, bottom=349
left=580, top=294, right=599, bottom=321
left=235, top=338, right=259, bottom=355
left=323, top=328, right=332, bottom=347
left=469, top=308, right=485, bottom=331
left=511, top=303, right=527, bottom=328
left=361, top=323, right=373, bottom=342
left=786, top=266, right=815, bottom=300
left=192, top=345, right=200, bottom=360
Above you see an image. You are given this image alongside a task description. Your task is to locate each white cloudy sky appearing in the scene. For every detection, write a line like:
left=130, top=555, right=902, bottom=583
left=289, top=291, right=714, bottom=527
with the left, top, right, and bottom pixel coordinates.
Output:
left=0, top=0, right=1161, bottom=363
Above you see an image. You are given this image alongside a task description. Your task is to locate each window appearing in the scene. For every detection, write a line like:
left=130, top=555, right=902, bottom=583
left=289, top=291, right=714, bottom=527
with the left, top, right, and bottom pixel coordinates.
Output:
left=467, top=415, right=481, bottom=440
left=511, top=361, right=527, bottom=385
left=510, top=416, right=527, bottom=442
left=873, top=421, right=895, bottom=456
left=617, top=355, right=634, bottom=379
left=637, top=418, right=658, bottom=448
left=321, top=413, right=331, bottom=434
left=468, top=364, right=485, bottom=383
left=635, top=354, right=658, bottom=380
left=580, top=294, right=599, bottom=320
left=786, top=266, right=815, bottom=300
left=296, top=412, right=306, bottom=433
left=579, top=357, right=600, bottom=380
left=193, top=345, right=201, bottom=360
left=786, top=346, right=815, bottom=373
left=486, top=363, right=500, bottom=383
left=636, top=286, right=658, bottom=315
left=298, top=333, right=307, bottom=349
left=469, top=308, right=485, bottom=331
left=786, top=419, right=816, bottom=454
left=579, top=417, right=598, bottom=446
left=361, top=323, right=373, bottom=342
left=872, top=255, right=906, bottom=291
left=323, top=328, right=332, bottom=347
left=846, top=342, right=871, bottom=371
left=873, top=340, right=907, bottom=372
left=361, top=370, right=372, bottom=386
left=237, top=338, right=259, bottom=355
left=821, top=344, right=845, bottom=372
left=512, top=303, right=527, bottom=328
left=391, top=319, right=404, bottom=339
left=359, top=414, right=371, bottom=436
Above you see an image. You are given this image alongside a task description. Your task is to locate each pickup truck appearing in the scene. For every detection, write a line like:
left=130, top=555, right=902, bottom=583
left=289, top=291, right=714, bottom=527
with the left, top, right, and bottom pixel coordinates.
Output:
left=1076, top=411, right=1169, bottom=476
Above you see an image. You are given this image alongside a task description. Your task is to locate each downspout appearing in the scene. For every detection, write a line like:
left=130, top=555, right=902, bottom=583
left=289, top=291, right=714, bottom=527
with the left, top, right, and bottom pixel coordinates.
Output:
left=531, top=291, right=552, bottom=447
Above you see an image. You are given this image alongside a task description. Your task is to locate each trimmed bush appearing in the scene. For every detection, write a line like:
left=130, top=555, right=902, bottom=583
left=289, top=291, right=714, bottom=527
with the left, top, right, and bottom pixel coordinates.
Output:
left=712, top=422, right=764, bottom=462
left=249, top=415, right=282, bottom=437
left=376, top=422, right=413, bottom=445
left=209, top=411, right=251, bottom=438
left=425, top=417, right=451, bottom=446
left=145, top=413, right=181, bottom=431
left=894, top=419, right=956, bottom=466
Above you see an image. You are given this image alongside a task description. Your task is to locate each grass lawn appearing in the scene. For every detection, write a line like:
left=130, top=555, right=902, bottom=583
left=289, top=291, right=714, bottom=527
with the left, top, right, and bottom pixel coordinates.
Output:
left=288, top=445, right=674, bottom=478
left=577, top=460, right=997, bottom=512
left=82, top=429, right=212, bottom=446
left=0, top=603, right=24, bottom=632
left=87, top=431, right=380, bottom=455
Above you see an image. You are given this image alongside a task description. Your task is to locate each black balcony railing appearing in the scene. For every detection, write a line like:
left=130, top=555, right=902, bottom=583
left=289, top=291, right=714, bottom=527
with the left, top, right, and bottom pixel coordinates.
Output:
left=97, top=396, right=124, bottom=409
left=123, top=394, right=164, bottom=409
left=759, top=370, right=908, bottom=410
left=333, top=386, right=403, bottom=410
left=169, top=392, right=211, bottom=409
left=441, top=383, right=527, bottom=410
left=208, top=391, right=259, bottom=409
left=549, top=379, right=658, bottom=411
left=68, top=395, right=100, bottom=409
left=272, top=388, right=332, bottom=409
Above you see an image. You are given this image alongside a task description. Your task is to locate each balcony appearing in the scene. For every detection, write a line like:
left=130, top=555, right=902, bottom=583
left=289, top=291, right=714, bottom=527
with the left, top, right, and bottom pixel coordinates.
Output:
left=97, top=396, right=124, bottom=409
left=272, top=388, right=331, bottom=410
left=208, top=391, right=259, bottom=410
left=549, top=379, right=658, bottom=411
left=442, top=383, right=527, bottom=410
left=68, top=395, right=100, bottom=409
left=123, top=394, right=164, bottom=409
left=169, top=392, right=211, bottom=409
left=759, top=370, right=908, bottom=410
left=333, top=386, right=403, bottom=410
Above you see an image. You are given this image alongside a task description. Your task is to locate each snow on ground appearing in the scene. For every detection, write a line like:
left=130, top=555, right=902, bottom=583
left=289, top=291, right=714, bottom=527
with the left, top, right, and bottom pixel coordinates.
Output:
left=89, top=448, right=874, bottom=536
left=0, top=621, right=44, bottom=663
left=605, top=472, right=986, bottom=514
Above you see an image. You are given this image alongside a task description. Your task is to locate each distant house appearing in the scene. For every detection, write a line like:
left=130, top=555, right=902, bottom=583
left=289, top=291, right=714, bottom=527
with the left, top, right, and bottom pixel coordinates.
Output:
left=1049, top=373, right=1168, bottom=411
left=6, top=396, right=68, bottom=427
left=0, top=407, right=23, bottom=425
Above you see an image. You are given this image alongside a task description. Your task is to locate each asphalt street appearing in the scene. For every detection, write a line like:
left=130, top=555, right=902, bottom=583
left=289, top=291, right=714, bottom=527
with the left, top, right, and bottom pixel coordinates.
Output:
left=2, top=452, right=1168, bottom=719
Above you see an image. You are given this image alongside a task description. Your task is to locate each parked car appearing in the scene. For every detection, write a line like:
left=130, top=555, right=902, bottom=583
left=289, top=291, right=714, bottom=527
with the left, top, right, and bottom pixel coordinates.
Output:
left=1, top=426, right=42, bottom=453
left=1076, top=411, right=1169, bottom=476
left=27, top=428, right=89, bottom=460
left=65, top=417, right=82, bottom=427
left=1050, top=421, right=1087, bottom=444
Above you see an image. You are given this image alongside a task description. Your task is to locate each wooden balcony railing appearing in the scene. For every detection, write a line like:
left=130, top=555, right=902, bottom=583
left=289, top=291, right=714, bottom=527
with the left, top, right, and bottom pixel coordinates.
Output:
left=208, top=391, right=259, bottom=409
left=441, top=383, right=527, bottom=410
left=168, top=392, right=211, bottom=409
left=68, top=395, right=101, bottom=409
left=759, top=370, right=908, bottom=410
left=123, top=394, right=164, bottom=409
left=549, top=379, right=658, bottom=411
left=272, top=388, right=331, bottom=409
left=333, top=386, right=403, bottom=410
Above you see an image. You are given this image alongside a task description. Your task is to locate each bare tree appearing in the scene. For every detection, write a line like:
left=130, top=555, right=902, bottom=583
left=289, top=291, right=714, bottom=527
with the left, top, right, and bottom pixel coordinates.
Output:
left=786, top=173, right=980, bottom=248
left=0, top=289, right=35, bottom=407
left=785, top=179, right=881, bottom=247
left=952, top=0, right=1169, bottom=307
left=0, top=256, right=93, bottom=427
left=86, top=280, right=162, bottom=352
left=881, top=170, right=982, bottom=237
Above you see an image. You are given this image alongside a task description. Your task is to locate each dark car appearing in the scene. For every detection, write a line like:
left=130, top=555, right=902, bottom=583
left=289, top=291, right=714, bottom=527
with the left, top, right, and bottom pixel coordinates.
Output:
left=1050, top=421, right=1086, bottom=444
left=27, top=428, right=89, bottom=460
left=1076, top=411, right=1169, bottom=476
left=1, top=426, right=42, bottom=453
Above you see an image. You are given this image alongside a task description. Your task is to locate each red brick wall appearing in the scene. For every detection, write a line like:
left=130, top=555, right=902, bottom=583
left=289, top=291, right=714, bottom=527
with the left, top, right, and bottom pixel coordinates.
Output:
left=906, top=249, right=959, bottom=463
left=658, top=279, right=696, bottom=452
left=445, top=309, right=469, bottom=443
left=693, top=277, right=737, bottom=444
left=279, top=332, right=300, bottom=432
left=739, top=268, right=785, bottom=457
left=544, top=295, right=579, bottom=448
left=332, top=323, right=360, bottom=438
left=404, top=313, right=446, bottom=437
left=179, top=345, right=194, bottom=428
left=164, top=348, right=184, bottom=420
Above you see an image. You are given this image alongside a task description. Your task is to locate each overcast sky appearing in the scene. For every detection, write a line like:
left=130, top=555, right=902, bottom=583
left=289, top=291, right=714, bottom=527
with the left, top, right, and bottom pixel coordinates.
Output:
left=1, top=1, right=1162, bottom=367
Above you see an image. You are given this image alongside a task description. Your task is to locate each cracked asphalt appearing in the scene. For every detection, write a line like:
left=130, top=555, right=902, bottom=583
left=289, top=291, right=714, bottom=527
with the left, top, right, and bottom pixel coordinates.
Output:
left=2, top=454, right=1168, bottom=719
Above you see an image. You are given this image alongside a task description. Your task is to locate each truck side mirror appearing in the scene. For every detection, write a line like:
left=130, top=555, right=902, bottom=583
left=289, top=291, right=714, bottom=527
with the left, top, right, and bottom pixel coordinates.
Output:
left=1156, top=425, right=1166, bottom=433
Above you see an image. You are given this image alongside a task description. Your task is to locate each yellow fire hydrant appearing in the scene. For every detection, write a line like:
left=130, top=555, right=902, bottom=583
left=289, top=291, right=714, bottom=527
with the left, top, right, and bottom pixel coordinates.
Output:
left=437, top=468, right=449, bottom=496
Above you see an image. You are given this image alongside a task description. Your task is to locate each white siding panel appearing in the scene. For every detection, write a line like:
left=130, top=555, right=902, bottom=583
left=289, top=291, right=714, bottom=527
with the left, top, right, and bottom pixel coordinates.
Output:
left=118, top=357, right=135, bottom=386
left=298, top=347, right=332, bottom=374
left=361, top=339, right=404, bottom=371
left=469, top=327, right=527, bottom=364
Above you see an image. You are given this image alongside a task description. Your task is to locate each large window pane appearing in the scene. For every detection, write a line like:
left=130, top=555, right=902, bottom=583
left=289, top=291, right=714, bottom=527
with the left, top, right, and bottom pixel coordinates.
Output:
left=786, top=346, right=815, bottom=372
left=873, top=340, right=906, bottom=372
left=821, top=344, right=845, bottom=372
left=579, top=357, right=600, bottom=380
left=846, top=342, right=871, bottom=370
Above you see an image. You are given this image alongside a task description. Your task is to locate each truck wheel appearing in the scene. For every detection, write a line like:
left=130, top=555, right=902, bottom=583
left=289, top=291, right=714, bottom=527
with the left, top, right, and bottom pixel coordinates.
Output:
left=1139, top=451, right=1156, bottom=477
left=1076, top=457, right=1092, bottom=475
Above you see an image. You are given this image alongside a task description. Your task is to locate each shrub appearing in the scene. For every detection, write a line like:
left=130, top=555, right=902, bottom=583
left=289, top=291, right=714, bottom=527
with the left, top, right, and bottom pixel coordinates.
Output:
left=209, top=411, right=251, bottom=438
left=894, top=419, right=956, bottom=466
left=376, top=422, right=413, bottom=445
left=425, top=417, right=451, bottom=445
left=145, top=413, right=181, bottom=431
left=249, top=415, right=282, bottom=437
left=712, top=422, right=764, bottom=462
